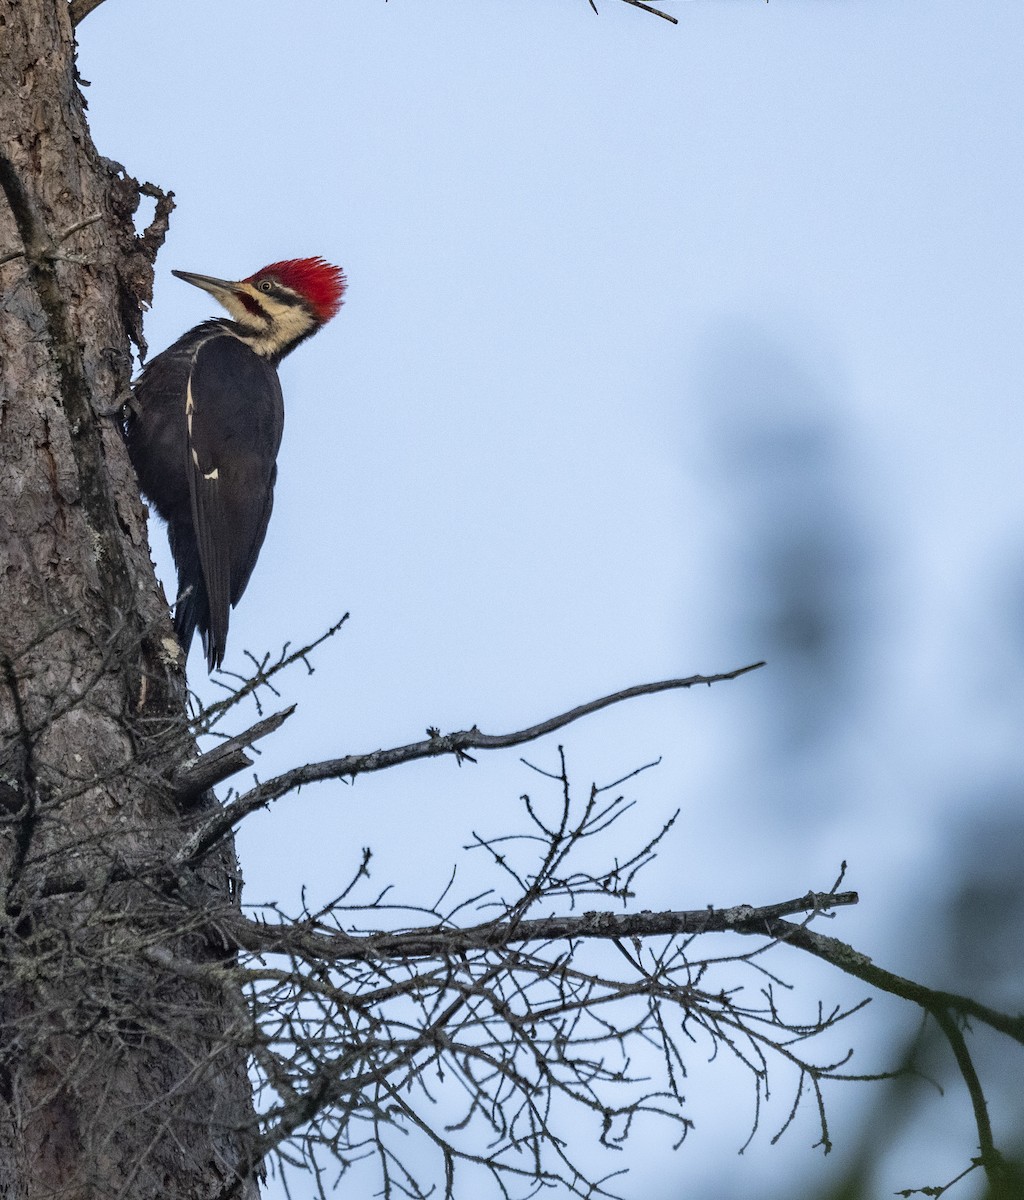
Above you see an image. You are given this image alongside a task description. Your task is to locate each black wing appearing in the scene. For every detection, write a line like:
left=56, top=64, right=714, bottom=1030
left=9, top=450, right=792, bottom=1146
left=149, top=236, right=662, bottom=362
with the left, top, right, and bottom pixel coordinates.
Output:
left=184, top=336, right=284, bottom=670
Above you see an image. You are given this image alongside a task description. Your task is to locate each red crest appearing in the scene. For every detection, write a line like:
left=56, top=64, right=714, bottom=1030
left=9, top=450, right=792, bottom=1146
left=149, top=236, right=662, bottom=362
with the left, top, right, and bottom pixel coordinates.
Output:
left=247, top=257, right=347, bottom=323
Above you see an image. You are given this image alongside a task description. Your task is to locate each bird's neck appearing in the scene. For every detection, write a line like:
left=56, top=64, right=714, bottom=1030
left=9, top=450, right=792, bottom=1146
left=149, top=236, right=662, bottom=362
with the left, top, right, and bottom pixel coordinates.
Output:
left=215, top=312, right=319, bottom=363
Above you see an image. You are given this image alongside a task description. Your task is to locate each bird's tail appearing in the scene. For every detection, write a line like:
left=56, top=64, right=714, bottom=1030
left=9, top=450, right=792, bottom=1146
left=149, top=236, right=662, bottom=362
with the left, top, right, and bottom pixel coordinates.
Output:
left=173, top=583, right=227, bottom=672
left=168, top=524, right=225, bottom=671
left=173, top=582, right=201, bottom=663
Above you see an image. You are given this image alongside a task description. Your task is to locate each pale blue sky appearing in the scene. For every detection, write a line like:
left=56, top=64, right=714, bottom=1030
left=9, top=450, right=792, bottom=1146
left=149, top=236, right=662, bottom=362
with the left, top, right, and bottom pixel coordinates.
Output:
left=79, top=2, right=1024, bottom=1196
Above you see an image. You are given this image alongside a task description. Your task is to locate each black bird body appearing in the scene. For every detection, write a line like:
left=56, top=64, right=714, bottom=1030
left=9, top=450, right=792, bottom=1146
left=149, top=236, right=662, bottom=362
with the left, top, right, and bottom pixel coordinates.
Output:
left=125, top=258, right=346, bottom=670
left=128, top=323, right=284, bottom=664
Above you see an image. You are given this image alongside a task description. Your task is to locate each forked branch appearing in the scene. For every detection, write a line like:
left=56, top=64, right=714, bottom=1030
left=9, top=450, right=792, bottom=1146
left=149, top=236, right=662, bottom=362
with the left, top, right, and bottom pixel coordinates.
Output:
left=747, top=914, right=1024, bottom=1193
left=751, top=917, right=1024, bottom=1047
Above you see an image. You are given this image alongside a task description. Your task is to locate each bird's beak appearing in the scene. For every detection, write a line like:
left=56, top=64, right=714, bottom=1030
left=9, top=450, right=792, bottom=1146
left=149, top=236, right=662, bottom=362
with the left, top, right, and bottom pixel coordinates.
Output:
left=172, top=269, right=246, bottom=301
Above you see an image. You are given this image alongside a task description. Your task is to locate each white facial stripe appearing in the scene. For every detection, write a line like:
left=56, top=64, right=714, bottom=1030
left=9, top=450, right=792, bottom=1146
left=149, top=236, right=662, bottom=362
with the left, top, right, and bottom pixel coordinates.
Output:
left=205, top=282, right=318, bottom=356
left=211, top=284, right=267, bottom=328
left=244, top=295, right=318, bottom=356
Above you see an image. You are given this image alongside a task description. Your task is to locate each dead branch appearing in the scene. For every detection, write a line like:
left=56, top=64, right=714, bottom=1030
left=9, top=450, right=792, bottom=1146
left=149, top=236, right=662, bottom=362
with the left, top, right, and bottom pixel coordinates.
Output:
left=68, top=0, right=106, bottom=26
left=226, top=889, right=857, bottom=962
left=170, top=705, right=296, bottom=805
left=750, top=916, right=1024, bottom=1048
left=183, top=662, right=764, bottom=859
left=195, top=614, right=350, bottom=731
left=751, top=915, right=1024, bottom=1192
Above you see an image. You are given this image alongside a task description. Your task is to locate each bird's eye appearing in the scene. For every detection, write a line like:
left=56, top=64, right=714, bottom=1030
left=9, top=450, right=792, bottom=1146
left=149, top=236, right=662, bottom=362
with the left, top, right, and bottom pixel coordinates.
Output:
left=257, top=280, right=273, bottom=293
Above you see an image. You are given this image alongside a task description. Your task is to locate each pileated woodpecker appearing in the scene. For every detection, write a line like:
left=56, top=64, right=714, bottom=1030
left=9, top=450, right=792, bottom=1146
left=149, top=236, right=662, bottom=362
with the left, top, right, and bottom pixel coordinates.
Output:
left=126, top=257, right=346, bottom=671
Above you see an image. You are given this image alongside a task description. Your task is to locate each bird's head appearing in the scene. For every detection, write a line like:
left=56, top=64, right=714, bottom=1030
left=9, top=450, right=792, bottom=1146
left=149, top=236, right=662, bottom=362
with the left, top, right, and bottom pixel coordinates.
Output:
left=172, top=256, right=347, bottom=359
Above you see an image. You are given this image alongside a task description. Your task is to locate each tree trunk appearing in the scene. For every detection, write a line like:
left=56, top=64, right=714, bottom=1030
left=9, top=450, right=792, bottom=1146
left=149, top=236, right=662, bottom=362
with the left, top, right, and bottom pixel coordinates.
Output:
left=0, top=1, right=259, bottom=1195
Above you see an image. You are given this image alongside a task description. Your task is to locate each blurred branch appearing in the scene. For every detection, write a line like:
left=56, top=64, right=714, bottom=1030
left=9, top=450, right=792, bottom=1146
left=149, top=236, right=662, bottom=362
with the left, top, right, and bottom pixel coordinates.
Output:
left=756, top=915, right=1024, bottom=1194
left=756, top=917, right=1024, bottom=1047
left=616, top=0, right=678, bottom=23
left=69, top=0, right=106, bottom=26
left=589, top=0, right=678, bottom=23
left=930, top=1007, right=1004, bottom=1189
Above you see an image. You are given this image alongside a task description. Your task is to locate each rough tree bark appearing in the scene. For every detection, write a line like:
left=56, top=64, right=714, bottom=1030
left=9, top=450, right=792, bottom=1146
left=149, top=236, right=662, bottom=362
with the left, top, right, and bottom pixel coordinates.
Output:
left=0, top=1, right=259, bottom=1195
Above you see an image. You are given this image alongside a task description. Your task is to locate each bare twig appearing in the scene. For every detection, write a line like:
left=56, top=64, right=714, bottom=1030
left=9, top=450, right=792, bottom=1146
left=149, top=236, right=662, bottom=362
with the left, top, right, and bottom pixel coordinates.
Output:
left=617, top=0, right=678, bottom=23
left=749, top=917, right=1024, bottom=1048
left=745, top=911, right=1024, bottom=1193
left=589, top=0, right=677, bottom=22
left=60, top=211, right=102, bottom=241
left=195, top=615, right=349, bottom=732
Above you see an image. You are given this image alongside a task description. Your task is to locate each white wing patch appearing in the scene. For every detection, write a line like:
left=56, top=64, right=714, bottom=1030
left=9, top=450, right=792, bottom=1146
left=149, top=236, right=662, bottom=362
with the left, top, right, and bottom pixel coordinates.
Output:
left=186, top=363, right=219, bottom=479
left=186, top=371, right=195, bottom=437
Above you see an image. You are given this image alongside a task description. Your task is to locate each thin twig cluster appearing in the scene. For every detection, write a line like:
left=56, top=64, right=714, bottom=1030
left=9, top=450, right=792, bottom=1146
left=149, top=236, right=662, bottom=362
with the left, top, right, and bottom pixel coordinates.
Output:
left=2, top=619, right=1022, bottom=1198
left=224, top=750, right=868, bottom=1199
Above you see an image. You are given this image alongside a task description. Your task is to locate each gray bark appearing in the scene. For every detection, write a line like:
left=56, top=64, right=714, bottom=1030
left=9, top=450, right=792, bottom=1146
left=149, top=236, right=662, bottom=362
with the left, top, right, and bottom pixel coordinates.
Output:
left=0, top=1, right=259, bottom=1195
